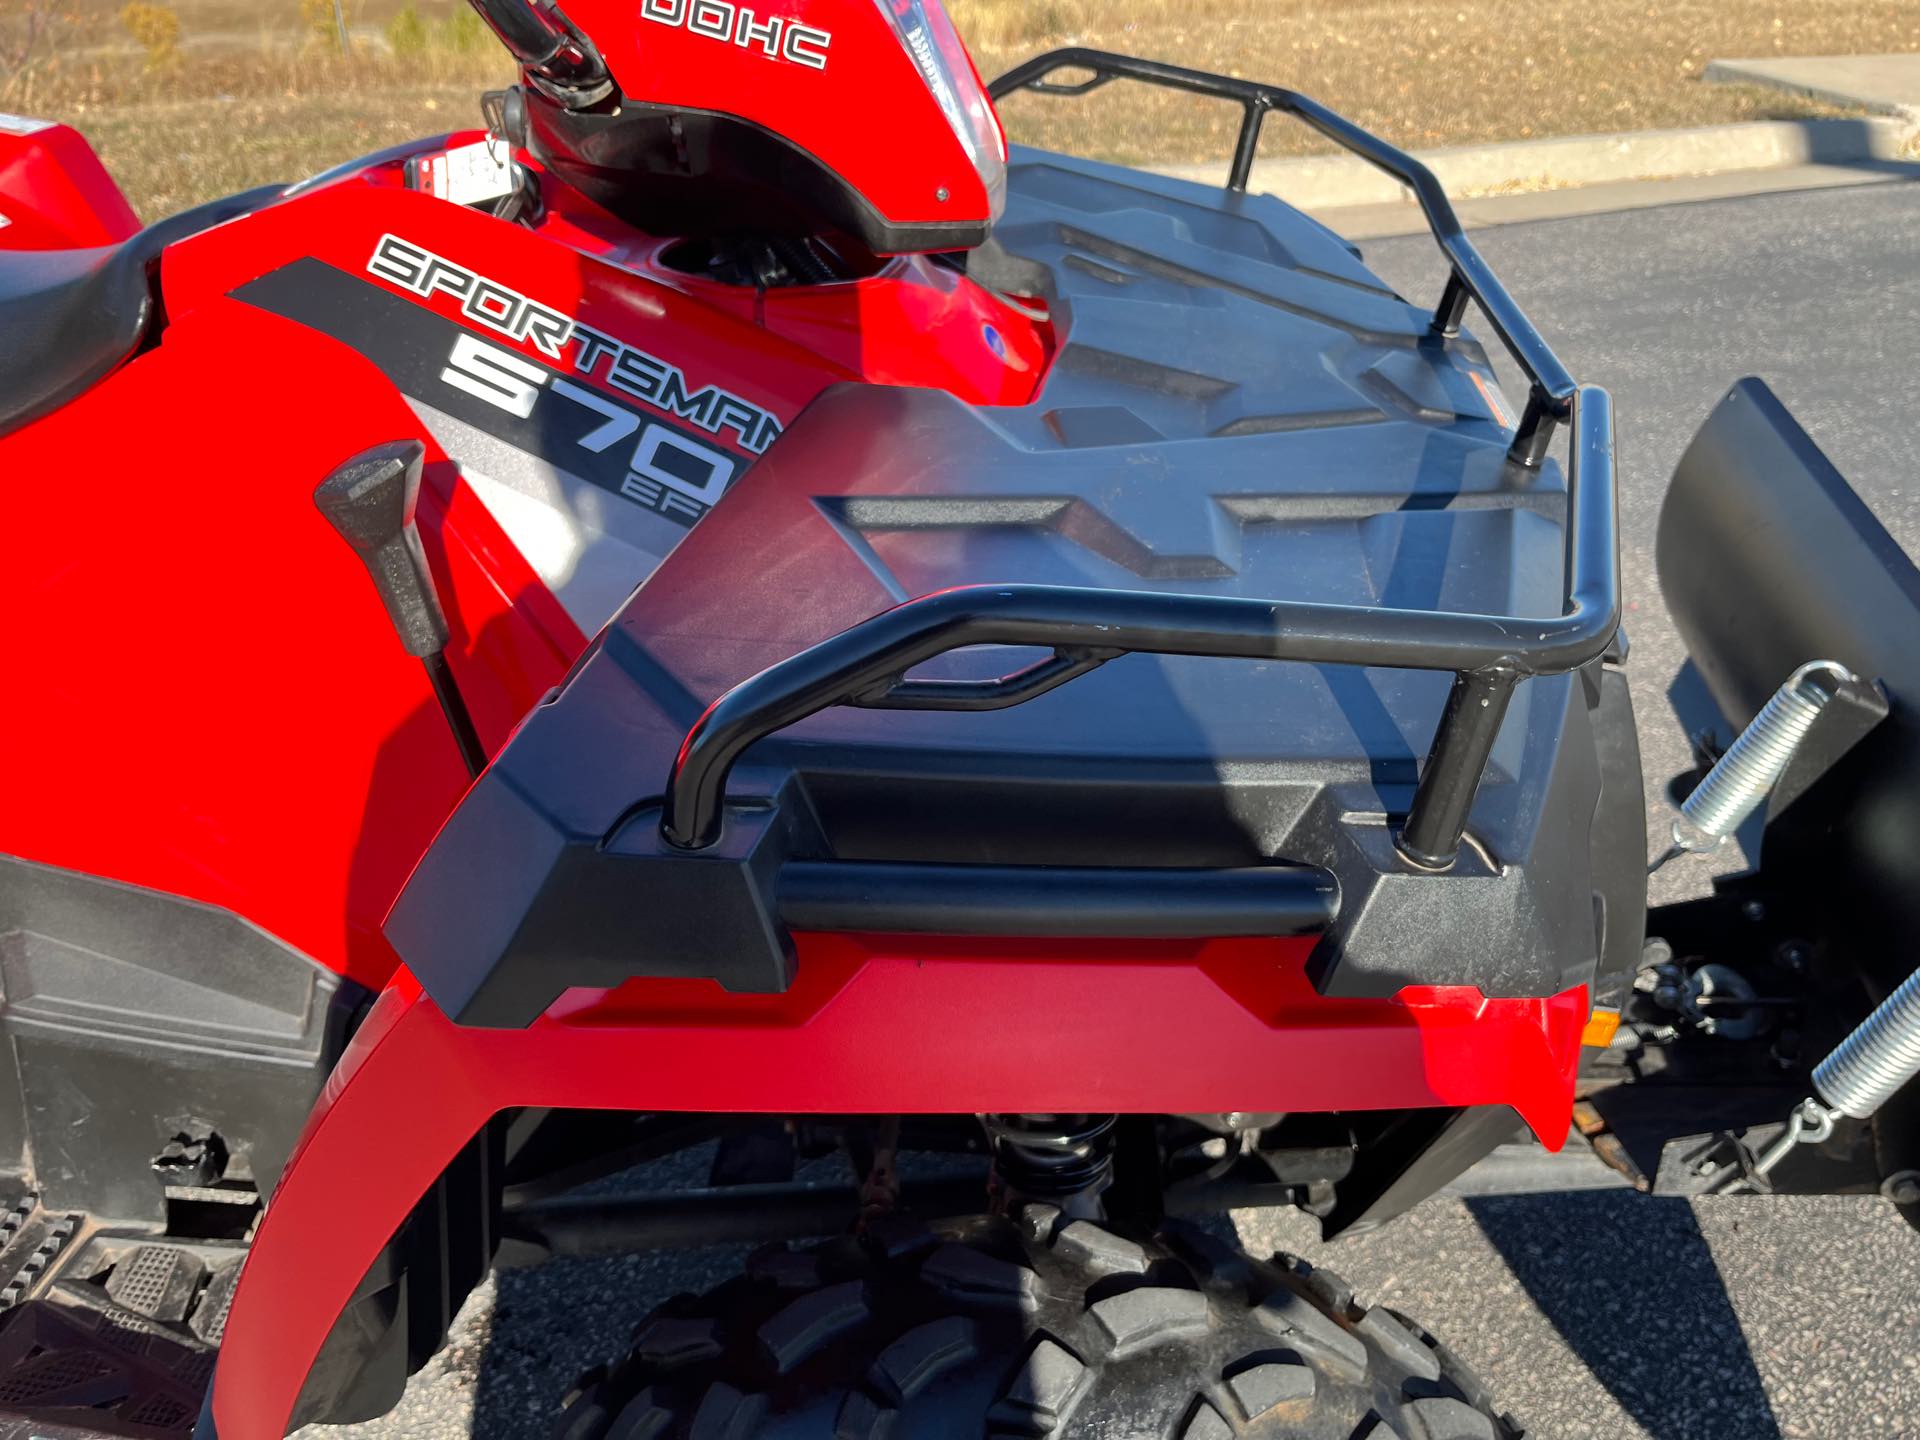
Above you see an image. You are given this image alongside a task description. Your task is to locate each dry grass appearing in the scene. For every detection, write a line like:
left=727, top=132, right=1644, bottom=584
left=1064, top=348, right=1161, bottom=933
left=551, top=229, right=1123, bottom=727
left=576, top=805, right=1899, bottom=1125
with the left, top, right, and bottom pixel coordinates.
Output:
left=968, top=0, right=1920, bottom=167
left=3, top=2, right=511, bottom=216
left=4, top=0, right=1917, bottom=221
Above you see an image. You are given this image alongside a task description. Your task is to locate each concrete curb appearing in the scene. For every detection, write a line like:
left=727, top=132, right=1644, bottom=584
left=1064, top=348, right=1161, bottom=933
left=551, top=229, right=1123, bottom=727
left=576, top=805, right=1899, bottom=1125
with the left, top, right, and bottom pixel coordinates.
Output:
left=1304, top=163, right=1920, bottom=242
left=1705, top=56, right=1920, bottom=122
left=1153, top=115, right=1919, bottom=210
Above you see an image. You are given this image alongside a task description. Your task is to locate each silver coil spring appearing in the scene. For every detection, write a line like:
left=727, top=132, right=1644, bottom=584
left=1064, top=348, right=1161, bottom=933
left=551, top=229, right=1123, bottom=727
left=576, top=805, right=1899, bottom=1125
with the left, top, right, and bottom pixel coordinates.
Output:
left=1814, top=965, right=1920, bottom=1120
left=1676, top=660, right=1854, bottom=850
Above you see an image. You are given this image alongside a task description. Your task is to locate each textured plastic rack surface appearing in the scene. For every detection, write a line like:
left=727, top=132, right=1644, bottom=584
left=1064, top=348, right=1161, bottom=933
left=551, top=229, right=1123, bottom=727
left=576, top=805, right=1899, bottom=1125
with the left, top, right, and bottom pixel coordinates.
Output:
left=659, top=50, right=1620, bottom=871
left=989, top=49, right=1579, bottom=469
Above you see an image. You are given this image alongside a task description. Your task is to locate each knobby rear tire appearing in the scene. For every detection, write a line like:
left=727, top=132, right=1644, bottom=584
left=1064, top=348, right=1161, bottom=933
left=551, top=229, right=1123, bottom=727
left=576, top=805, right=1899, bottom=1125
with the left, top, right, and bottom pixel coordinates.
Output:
left=554, top=1207, right=1523, bottom=1439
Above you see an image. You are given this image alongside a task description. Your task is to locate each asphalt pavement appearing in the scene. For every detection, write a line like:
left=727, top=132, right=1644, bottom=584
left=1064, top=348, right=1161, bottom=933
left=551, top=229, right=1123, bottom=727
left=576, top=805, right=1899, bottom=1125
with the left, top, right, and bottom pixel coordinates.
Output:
left=331, top=171, right=1920, bottom=1440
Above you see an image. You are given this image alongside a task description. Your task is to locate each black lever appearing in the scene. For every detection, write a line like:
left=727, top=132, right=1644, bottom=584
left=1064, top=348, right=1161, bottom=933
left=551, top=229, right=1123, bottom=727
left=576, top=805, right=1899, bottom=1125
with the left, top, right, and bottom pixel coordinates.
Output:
left=315, top=440, right=488, bottom=779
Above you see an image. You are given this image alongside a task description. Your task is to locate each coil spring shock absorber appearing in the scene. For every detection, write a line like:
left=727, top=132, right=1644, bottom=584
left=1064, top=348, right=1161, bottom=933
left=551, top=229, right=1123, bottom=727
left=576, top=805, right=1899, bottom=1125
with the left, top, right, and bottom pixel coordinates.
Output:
left=982, top=1115, right=1118, bottom=1217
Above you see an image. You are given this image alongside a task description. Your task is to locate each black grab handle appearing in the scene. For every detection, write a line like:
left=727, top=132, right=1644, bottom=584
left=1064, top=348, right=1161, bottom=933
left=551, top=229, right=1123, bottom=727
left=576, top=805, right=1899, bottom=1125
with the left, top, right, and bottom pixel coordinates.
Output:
left=661, top=390, right=1616, bottom=870
left=778, top=861, right=1338, bottom=939
left=653, top=56, right=1620, bottom=873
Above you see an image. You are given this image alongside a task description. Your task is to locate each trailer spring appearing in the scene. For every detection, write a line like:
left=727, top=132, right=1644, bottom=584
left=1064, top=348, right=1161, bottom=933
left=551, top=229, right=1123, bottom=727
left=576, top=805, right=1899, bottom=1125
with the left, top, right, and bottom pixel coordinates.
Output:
left=1712, top=963, right=1920, bottom=1194
left=1665, top=660, right=1855, bottom=862
left=1815, top=965, right=1920, bottom=1121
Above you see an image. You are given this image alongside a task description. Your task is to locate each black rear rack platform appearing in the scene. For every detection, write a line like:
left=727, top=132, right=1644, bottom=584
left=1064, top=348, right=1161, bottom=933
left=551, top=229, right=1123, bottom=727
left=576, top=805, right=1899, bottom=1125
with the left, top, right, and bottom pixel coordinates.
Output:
left=988, top=49, right=1582, bottom=472
left=664, top=51, right=1617, bottom=871
left=390, top=53, right=1628, bottom=1028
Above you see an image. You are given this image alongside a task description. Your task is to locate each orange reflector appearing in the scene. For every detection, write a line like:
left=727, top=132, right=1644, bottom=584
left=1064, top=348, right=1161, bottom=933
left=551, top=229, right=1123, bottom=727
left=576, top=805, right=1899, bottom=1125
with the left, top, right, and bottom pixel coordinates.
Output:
left=1582, top=1008, right=1621, bottom=1048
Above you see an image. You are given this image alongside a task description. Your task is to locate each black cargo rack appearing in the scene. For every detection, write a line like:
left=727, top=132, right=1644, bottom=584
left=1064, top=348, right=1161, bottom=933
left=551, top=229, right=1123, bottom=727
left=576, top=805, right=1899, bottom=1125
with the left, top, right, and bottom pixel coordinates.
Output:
left=988, top=49, right=1579, bottom=470
left=659, top=51, right=1619, bottom=874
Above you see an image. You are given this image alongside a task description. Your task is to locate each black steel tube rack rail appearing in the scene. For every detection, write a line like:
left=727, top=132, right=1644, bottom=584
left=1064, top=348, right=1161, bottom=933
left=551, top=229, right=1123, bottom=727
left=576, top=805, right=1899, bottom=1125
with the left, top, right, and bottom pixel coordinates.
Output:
left=658, top=52, right=1621, bottom=875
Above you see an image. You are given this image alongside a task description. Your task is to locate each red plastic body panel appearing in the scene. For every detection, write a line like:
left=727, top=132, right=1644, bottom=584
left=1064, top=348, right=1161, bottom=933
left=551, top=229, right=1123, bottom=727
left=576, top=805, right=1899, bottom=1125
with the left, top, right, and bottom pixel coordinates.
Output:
left=514, top=154, right=1050, bottom=398
left=0, top=134, right=1596, bottom=1439
left=0, top=154, right=1047, bottom=993
left=213, top=939, right=1586, bottom=1437
left=161, top=157, right=1049, bottom=422
left=553, top=0, right=1003, bottom=235
left=0, top=297, right=578, bottom=989
left=0, top=117, right=141, bottom=249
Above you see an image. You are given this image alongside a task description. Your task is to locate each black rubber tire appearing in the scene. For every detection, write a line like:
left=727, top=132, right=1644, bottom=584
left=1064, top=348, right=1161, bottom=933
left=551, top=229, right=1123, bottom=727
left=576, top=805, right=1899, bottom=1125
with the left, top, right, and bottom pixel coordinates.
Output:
left=554, top=1208, right=1524, bottom=1439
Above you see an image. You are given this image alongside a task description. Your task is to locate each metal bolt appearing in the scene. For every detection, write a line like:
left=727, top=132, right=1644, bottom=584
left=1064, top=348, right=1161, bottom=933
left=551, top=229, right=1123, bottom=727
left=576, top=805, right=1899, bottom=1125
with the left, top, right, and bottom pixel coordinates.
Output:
left=1882, top=1170, right=1920, bottom=1206
left=1778, top=942, right=1811, bottom=974
left=1742, top=899, right=1767, bottom=923
left=935, top=186, right=951, bottom=203
left=1636, top=961, right=1682, bottom=994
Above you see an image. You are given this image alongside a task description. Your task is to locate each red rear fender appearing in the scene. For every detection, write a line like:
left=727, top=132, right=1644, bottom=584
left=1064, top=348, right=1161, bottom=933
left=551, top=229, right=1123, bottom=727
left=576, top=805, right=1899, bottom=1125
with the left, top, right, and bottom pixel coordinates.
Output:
left=211, top=940, right=1586, bottom=1436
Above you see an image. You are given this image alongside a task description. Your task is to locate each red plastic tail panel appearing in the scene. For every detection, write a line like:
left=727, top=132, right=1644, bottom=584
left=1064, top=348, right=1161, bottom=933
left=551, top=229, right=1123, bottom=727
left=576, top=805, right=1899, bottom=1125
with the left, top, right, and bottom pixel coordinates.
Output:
left=0, top=118, right=141, bottom=249
left=0, top=298, right=577, bottom=989
left=214, top=937, right=1585, bottom=1437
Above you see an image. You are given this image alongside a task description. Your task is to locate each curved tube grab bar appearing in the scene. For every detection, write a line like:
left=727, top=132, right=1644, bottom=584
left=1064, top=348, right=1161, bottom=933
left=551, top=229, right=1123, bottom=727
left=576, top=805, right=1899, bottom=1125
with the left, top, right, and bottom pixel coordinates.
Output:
left=661, top=389, right=1618, bottom=861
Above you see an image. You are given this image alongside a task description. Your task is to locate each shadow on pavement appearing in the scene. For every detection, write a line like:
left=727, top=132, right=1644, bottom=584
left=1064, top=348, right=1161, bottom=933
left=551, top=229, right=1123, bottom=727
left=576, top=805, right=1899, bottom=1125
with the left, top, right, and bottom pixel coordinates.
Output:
left=1466, top=1192, right=1781, bottom=1440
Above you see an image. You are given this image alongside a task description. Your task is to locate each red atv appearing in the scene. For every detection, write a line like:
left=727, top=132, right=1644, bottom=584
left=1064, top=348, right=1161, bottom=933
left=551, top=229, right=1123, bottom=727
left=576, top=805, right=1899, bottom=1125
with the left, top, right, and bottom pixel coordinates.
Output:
left=2, top=3, right=1917, bottom=1437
